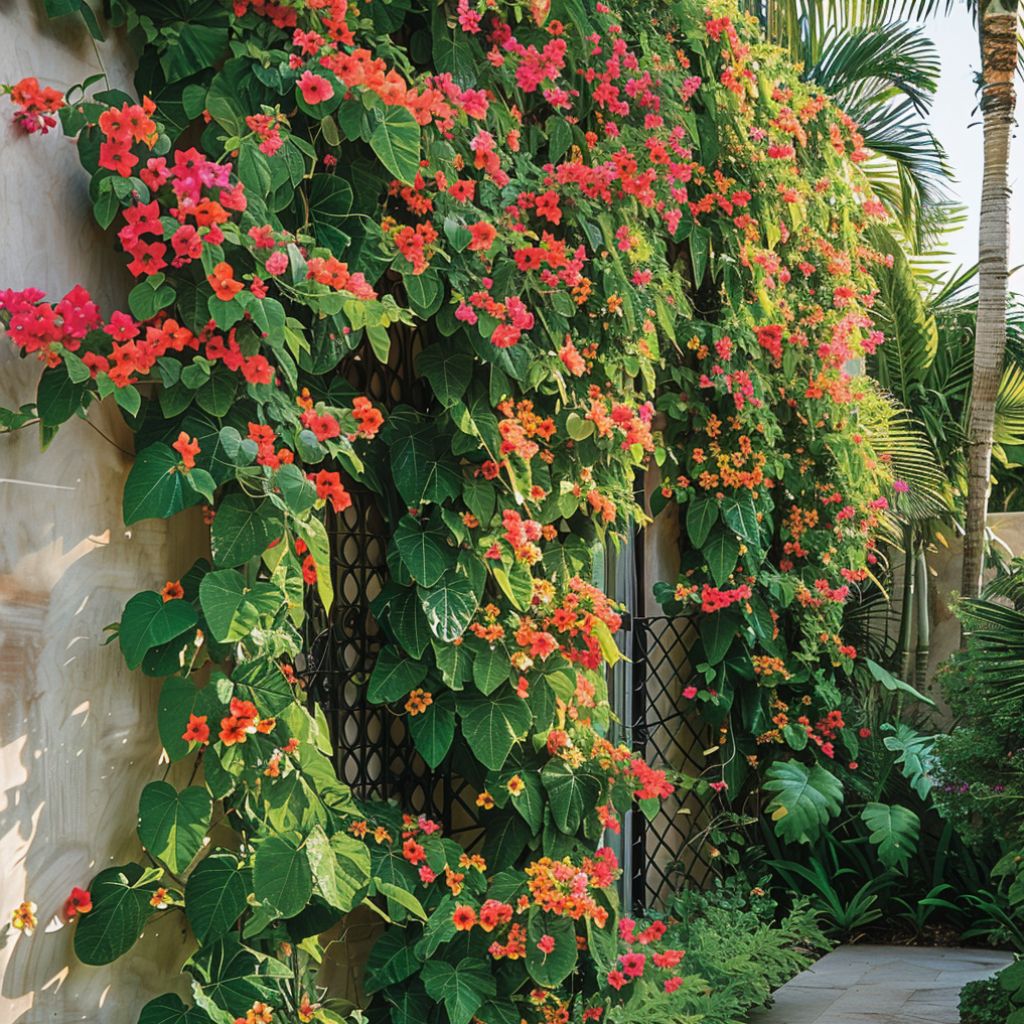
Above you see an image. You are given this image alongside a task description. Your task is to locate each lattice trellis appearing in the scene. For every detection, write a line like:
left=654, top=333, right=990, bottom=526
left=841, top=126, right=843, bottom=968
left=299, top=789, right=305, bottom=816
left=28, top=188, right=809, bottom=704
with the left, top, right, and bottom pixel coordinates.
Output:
left=299, top=329, right=483, bottom=848
left=629, top=614, right=717, bottom=909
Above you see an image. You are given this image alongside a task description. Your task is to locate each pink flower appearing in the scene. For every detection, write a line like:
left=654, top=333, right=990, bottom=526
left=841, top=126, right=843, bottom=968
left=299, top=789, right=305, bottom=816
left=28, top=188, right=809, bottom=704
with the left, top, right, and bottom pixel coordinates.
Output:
left=297, top=71, right=334, bottom=105
left=682, top=686, right=697, bottom=699
left=265, top=251, right=289, bottom=276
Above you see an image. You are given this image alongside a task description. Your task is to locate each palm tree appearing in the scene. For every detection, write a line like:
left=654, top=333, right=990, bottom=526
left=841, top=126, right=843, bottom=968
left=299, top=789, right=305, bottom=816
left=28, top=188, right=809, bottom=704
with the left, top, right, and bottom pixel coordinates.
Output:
left=962, top=0, right=1020, bottom=598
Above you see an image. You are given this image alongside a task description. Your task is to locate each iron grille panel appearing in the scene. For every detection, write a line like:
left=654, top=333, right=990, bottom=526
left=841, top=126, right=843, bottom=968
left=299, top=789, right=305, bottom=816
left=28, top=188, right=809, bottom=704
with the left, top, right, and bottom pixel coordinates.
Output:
left=630, top=614, right=717, bottom=909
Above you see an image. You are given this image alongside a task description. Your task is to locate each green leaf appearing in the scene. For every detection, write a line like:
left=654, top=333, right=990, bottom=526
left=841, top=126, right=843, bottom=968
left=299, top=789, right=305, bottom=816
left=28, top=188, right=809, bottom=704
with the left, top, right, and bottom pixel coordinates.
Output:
left=421, top=958, right=496, bottom=1024
left=74, top=863, right=155, bottom=965
left=129, top=278, right=176, bottom=321
left=526, top=909, right=577, bottom=986
left=367, top=648, right=428, bottom=703
left=184, top=853, right=249, bottom=944
left=700, top=608, right=742, bottom=666
left=369, top=106, right=421, bottom=185
left=365, top=930, right=421, bottom=994
left=305, top=825, right=370, bottom=911
left=37, top=365, right=86, bottom=426
left=388, top=586, right=432, bottom=658
left=763, top=761, right=844, bottom=845
left=391, top=432, right=462, bottom=506
left=409, top=691, right=456, bottom=768
left=253, top=836, right=312, bottom=918
left=686, top=496, right=718, bottom=547
left=199, top=569, right=283, bottom=643
left=119, top=592, right=197, bottom=671
left=138, top=781, right=211, bottom=874
left=138, top=993, right=208, bottom=1024
left=394, top=516, right=453, bottom=587
left=471, top=644, right=510, bottom=696
left=865, top=658, right=935, bottom=707
left=211, top=493, right=280, bottom=567
left=540, top=760, right=602, bottom=835
left=861, top=802, right=920, bottom=870
left=459, top=694, right=531, bottom=771
left=420, top=571, right=478, bottom=641
left=417, top=344, right=472, bottom=407
left=158, top=676, right=216, bottom=762
left=704, top=528, right=740, bottom=587
left=721, top=494, right=759, bottom=543
left=881, top=723, right=936, bottom=799
left=124, top=443, right=199, bottom=524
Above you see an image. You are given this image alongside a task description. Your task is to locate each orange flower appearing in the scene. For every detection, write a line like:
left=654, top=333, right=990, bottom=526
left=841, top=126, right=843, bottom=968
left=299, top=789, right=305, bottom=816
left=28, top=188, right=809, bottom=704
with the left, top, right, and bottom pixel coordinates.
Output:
left=172, top=432, right=200, bottom=469
left=507, top=774, right=525, bottom=796
left=161, top=579, right=184, bottom=602
left=207, top=262, right=243, bottom=301
left=404, top=689, right=432, bottom=716
left=452, top=905, right=477, bottom=931
left=150, top=887, right=169, bottom=909
left=219, top=716, right=249, bottom=746
left=298, top=996, right=319, bottom=1023
left=183, top=714, right=210, bottom=745
left=475, top=791, right=495, bottom=810
left=63, top=886, right=92, bottom=919
left=468, top=221, right=498, bottom=251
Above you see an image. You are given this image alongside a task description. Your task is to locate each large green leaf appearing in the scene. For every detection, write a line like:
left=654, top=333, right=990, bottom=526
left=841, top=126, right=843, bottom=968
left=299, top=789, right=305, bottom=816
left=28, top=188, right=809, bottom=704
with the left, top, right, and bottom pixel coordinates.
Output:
left=700, top=607, right=742, bottom=666
left=458, top=694, right=532, bottom=770
left=763, top=761, right=844, bottom=845
left=252, top=836, right=312, bottom=918
left=138, top=781, right=211, bottom=874
left=394, top=516, right=453, bottom=587
left=138, top=993, right=208, bottom=1024
left=199, top=569, right=283, bottom=643
left=686, top=496, right=718, bottom=547
left=124, top=443, right=200, bottom=524
left=417, top=344, right=472, bottom=407
left=391, top=432, right=461, bottom=506
left=525, top=909, right=577, bottom=986
left=211, top=493, right=280, bottom=567
left=119, top=592, right=197, bottom=670
left=305, top=825, right=370, bottom=911
left=367, top=649, right=428, bottom=703
left=881, top=723, right=935, bottom=799
left=369, top=105, right=421, bottom=185
left=409, top=691, right=456, bottom=768
left=861, top=802, right=920, bottom=870
left=540, top=760, right=602, bottom=835
left=184, top=853, right=249, bottom=944
left=365, top=929, right=421, bottom=995
left=74, top=863, right=156, bottom=965
left=421, top=958, right=496, bottom=1024
left=420, top=571, right=478, bottom=641
left=703, top=528, right=740, bottom=587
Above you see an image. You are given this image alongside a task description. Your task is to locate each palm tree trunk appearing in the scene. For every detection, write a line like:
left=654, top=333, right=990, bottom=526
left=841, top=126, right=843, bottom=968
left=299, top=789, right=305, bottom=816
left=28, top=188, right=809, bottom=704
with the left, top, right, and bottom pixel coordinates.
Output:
left=962, top=2, right=1020, bottom=600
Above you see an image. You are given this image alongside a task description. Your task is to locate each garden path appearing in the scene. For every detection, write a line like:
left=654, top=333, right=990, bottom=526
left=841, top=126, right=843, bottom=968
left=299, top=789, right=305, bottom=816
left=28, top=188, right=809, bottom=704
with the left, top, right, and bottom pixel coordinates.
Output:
left=747, top=943, right=1013, bottom=1024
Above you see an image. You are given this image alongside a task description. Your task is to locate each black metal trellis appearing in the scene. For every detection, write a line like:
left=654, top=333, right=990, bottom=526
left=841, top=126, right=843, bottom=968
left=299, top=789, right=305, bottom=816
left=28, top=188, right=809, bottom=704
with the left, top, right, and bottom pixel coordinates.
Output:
left=299, top=330, right=483, bottom=847
left=628, top=614, right=718, bottom=910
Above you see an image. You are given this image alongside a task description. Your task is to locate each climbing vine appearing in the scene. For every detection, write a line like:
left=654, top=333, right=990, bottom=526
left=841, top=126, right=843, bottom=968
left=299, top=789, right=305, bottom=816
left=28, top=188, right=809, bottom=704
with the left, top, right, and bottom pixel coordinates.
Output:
left=1, top=0, right=899, bottom=1020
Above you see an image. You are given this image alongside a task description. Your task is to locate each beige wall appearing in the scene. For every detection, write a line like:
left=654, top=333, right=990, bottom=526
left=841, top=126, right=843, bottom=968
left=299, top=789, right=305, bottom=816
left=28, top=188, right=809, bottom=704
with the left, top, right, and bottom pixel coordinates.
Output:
left=1, top=6, right=200, bottom=1021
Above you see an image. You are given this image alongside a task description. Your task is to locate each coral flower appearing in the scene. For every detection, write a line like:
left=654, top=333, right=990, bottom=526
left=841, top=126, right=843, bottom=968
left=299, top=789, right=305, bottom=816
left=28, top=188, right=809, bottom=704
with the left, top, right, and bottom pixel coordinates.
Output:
left=172, top=432, right=200, bottom=469
left=64, top=887, right=93, bottom=919
left=297, top=71, right=335, bottom=105
left=161, top=580, right=184, bottom=602
left=183, top=714, right=210, bottom=745
left=468, top=221, right=498, bottom=251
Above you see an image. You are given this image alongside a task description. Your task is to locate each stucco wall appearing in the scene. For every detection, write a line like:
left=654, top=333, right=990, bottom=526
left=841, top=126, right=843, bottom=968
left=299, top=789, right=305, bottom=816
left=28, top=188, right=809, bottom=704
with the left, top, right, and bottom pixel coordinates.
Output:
left=1, top=6, right=202, bottom=1021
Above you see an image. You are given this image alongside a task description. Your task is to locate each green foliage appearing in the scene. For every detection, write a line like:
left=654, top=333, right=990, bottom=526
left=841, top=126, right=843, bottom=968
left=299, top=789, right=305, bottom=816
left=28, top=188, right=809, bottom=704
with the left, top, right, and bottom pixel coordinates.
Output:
left=763, top=761, right=845, bottom=844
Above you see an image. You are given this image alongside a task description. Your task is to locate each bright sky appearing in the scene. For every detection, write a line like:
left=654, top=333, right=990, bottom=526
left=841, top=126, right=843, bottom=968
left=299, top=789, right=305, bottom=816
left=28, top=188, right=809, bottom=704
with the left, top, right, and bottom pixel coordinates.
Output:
left=927, top=9, right=1024, bottom=281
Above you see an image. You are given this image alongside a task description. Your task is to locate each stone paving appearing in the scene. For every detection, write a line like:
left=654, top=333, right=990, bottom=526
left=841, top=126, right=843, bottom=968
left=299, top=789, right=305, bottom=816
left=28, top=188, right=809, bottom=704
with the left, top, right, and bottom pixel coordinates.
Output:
left=747, top=943, right=1014, bottom=1024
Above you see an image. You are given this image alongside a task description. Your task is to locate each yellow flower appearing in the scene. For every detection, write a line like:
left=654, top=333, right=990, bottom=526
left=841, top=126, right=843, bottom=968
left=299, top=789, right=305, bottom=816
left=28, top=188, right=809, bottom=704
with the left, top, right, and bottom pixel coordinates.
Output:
left=507, top=775, right=525, bottom=796
left=12, top=901, right=37, bottom=934
left=476, top=791, right=495, bottom=810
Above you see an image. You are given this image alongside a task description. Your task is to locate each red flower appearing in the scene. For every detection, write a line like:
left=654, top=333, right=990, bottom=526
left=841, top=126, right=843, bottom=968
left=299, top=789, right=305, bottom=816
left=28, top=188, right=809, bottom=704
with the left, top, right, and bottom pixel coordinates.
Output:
left=297, top=71, right=335, bottom=105
left=468, top=222, right=498, bottom=252
left=308, top=469, right=352, bottom=513
left=63, top=887, right=93, bottom=919
left=183, top=714, right=210, bottom=745
left=161, top=580, right=184, bottom=602
left=172, top=432, right=200, bottom=469
left=219, top=716, right=249, bottom=746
